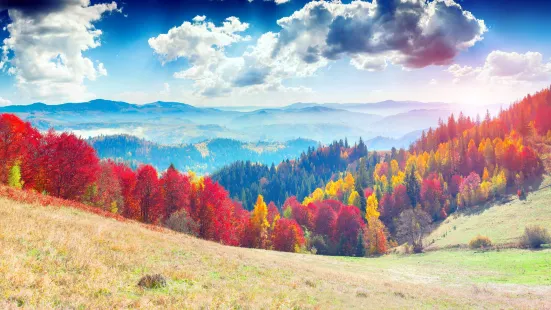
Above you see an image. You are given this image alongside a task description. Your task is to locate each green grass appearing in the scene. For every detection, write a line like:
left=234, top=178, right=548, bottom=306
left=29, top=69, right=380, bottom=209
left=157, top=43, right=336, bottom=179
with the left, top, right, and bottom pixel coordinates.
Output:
left=426, top=176, right=551, bottom=248
left=1, top=195, right=551, bottom=308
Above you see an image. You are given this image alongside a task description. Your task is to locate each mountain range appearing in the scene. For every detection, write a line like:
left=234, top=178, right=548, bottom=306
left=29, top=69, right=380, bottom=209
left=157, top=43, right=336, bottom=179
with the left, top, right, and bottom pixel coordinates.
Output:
left=0, top=99, right=498, bottom=147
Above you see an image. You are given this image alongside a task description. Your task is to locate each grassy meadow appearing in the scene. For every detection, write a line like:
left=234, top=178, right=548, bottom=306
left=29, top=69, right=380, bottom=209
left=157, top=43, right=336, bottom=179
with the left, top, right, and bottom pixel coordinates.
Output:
left=1, top=195, right=550, bottom=309
left=426, top=176, right=551, bottom=248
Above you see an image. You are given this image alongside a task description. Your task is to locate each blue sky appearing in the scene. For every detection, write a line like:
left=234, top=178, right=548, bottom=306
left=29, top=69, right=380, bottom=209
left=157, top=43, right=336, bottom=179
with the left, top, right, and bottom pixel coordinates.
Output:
left=0, top=0, right=550, bottom=107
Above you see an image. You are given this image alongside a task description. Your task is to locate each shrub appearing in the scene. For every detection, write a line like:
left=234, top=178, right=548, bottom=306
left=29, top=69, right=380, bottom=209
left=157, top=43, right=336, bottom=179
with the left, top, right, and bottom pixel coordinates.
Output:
left=310, top=235, right=329, bottom=255
left=469, top=235, right=492, bottom=249
left=164, top=209, right=199, bottom=236
left=520, top=225, right=550, bottom=249
left=137, top=274, right=167, bottom=289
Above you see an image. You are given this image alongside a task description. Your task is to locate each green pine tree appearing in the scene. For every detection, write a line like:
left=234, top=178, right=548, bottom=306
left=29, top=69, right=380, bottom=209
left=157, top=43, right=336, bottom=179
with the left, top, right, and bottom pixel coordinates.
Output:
left=355, top=231, right=366, bottom=257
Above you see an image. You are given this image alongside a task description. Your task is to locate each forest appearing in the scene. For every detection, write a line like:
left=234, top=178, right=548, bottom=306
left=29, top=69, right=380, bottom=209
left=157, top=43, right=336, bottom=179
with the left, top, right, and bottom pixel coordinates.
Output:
left=89, top=135, right=316, bottom=174
left=0, top=87, right=549, bottom=256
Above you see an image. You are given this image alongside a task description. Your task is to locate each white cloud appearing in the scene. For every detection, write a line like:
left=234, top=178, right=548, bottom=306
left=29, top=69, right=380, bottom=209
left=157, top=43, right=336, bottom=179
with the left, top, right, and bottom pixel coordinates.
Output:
left=1, top=1, right=118, bottom=102
left=429, top=79, right=438, bottom=85
left=150, top=0, right=485, bottom=98
left=148, top=15, right=251, bottom=97
left=448, top=51, right=551, bottom=85
left=160, top=82, right=170, bottom=95
left=97, top=62, right=108, bottom=76
left=0, top=97, right=12, bottom=106
left=192, top=15, right=206, bottom=22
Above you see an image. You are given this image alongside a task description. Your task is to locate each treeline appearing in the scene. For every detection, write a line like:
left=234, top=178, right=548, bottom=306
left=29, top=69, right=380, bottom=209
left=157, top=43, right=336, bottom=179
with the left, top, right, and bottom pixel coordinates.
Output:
left=212, top=138, right=373, bottom=210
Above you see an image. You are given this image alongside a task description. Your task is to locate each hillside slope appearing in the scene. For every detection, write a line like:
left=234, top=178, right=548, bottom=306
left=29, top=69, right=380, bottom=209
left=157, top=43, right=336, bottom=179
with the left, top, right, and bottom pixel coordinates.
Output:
left=1, top=197, right=550, bottom=309
left=425, top=176, right=551, bottom=249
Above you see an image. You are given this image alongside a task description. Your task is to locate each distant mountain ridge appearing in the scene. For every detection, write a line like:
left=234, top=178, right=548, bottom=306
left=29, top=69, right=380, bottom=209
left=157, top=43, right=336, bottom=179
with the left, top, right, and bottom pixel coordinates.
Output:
left=284, top=100, right=452, bottom=113
left=0, top=99, right=209, bottom=114
left=0, top=99, right=449, bottom=114
left=0, top=98, right=491, bottom=146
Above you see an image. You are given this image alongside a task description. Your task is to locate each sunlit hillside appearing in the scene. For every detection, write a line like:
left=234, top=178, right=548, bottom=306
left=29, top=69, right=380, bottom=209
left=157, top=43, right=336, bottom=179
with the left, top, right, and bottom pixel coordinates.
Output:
left=426, top=176, right=551, bottom=248
left=1, top=194, right=550, bottom=309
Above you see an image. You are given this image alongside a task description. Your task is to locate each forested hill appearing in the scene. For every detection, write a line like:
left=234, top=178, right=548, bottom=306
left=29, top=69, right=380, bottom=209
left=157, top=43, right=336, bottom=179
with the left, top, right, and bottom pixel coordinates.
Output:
left=214, top=87, right=550, bottom=216
left=212, top=138, right=376, bottom=210
left=89, top=135, right=317, bottom=174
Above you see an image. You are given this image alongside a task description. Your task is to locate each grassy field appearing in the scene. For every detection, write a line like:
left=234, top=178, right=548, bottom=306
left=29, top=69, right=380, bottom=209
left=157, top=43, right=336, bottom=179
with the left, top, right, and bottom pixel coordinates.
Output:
left=426, top=176, right=551, bottom=248
left=1, top=197, right=551, bottom=309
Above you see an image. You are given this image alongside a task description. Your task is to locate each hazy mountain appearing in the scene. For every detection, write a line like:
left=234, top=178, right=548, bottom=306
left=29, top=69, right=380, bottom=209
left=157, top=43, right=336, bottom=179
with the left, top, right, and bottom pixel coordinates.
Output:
left=365, top=130, right=424, bottom=150
left=285, top=100, right=452, bottom=116
left=370, top=109, right=453, bottom=137
left=0, top=99, right=483, bottom=145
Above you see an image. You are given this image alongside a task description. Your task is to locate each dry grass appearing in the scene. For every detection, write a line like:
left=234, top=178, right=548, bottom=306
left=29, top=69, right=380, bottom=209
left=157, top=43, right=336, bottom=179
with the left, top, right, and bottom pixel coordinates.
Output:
left=426, top=175, right=551, bottom=248
left=1, top=197, right=550, bottom=309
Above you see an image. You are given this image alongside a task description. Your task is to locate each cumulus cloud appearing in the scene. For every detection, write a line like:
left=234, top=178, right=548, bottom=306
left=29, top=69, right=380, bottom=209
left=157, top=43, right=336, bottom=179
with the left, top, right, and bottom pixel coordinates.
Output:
left=448, top=51, right=551, bottom=84
left=275, top=0, right=486, bottom=69
left=1, top=0, right=118, bottom=102
left=151, top=0, right=485, bottom=97
left=0, top=97, right=12, bottom=106
left=149, top=16, right=255, bottom=97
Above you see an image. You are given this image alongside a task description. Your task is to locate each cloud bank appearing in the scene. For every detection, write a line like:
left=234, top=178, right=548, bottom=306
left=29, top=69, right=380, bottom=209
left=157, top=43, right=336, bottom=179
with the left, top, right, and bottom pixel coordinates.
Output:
left=448, top=51, right=551, bottom=84
left=150, top=0, right=486, bottom=97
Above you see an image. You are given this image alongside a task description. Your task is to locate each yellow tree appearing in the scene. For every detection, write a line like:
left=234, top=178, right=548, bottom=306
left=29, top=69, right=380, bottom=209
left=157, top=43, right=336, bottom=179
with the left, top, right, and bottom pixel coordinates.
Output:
left=251, top=195, right=269, bottom=249
left=8, top=163, right=22, bottom=189
left=391, top=171, right=405, bottom=188
left=365, top=193, right=380, bottom=221
left=347, top=190, right=360, bottom=208
left=390, top=160, right=399, bottom=176
left=303, top=187, right=324, bottom=205
left=344, top=172, right=355, bottom=193
left=482, top=167, right=490, bottom=182
left=365, top=217, right=387, bottom=255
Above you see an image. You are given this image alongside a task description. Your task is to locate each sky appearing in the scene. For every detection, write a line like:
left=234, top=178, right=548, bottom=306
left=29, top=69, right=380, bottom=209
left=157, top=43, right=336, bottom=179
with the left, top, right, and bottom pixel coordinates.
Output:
left=0, top=0, right=550, bottom=107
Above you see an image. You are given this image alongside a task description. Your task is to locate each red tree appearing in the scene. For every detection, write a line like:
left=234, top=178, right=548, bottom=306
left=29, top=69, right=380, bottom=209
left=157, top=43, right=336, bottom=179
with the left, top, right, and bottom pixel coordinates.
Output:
left=93, top=160, right=123, bottom=211
left=113, top=162, right=139, bottom=219
left=449, top=174, right=462, bottom=197
left=133, top=165, right=163, bottom=223
left=160, top=164, right=191, bottom=220
left=272, top=218, right=305, bottom=252
left=267, top=201, right=280, bottom=225
left=39, top=131, right=100, bottom=200
left=335, top=205, right=364, bottom=256
left=314, top=200, right=338, bottom=238
left=193, top=177, right=240, bottom=244
left=0, top=114, right=41, bottom=185
left=420, top=175, right=444, bottom=219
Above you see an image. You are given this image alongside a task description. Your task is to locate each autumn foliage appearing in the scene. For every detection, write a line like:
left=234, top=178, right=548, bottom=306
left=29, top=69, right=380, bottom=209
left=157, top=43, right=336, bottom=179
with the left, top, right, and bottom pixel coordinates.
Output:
left=0, top=86, right=549, bottom=257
